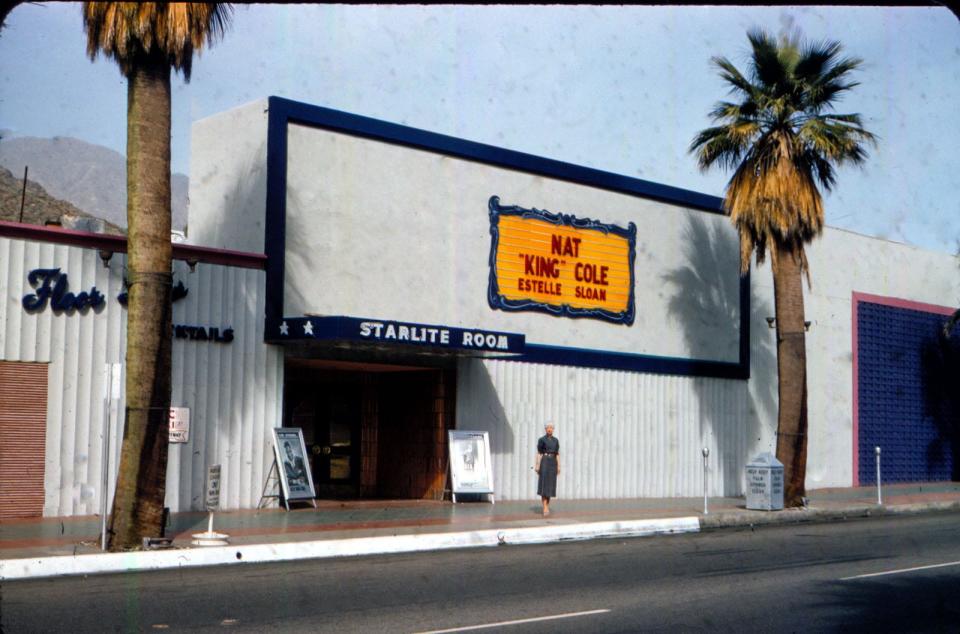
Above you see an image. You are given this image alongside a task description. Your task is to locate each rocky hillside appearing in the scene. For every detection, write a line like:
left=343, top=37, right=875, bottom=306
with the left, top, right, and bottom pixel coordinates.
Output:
left=0, top=166, right=124, bottom=234
left=0, top=135, right=188, bottom=230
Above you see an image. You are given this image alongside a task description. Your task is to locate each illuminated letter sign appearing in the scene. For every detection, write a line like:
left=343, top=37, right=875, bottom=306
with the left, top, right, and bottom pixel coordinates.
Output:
left=487, top=196, right=636, bottom=325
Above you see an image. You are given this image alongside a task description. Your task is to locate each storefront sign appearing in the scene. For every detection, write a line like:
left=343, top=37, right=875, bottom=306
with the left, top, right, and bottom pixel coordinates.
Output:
left=271, top=315, right=525, bottom=353
left=22, top=268, right=106, bottom=313
left=358, top=320, right=513, bottom=351
left=487, top=196, right=636, bottom=325
left=173, top=325, right=234, bottom=343
left=22, top=268, right=234, bottom=344
left=169, top=407, right=190, bottom=443
left=116, top=280, right=189, bottom=306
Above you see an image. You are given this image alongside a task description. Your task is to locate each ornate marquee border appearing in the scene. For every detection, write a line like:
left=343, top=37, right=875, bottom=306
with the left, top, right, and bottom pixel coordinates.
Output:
left=487, top=195, right=637, bottom=326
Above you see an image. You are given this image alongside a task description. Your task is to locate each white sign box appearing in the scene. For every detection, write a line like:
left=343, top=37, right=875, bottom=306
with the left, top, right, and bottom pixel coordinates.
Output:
left=448, top=431, right=494, bottom=495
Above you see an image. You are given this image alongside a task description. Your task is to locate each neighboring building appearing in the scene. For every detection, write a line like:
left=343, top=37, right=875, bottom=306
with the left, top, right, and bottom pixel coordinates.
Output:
left=1, top=96, right=957, bottom=519
left=0, top=223, right=273, bottom=520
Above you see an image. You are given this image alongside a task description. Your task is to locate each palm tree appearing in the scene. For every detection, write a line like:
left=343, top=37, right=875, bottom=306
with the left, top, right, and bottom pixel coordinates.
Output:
left=0, top=3, right=20, bottom=34
left=83, top=2, right=231, bottom=550
left=690, top=29, right=875, bottom=507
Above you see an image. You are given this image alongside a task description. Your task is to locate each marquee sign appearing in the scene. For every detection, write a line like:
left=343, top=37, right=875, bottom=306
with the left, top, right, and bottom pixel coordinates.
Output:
left=270, top=315, right=525, bottom=353
left=487, top=196, right=636, bottom=325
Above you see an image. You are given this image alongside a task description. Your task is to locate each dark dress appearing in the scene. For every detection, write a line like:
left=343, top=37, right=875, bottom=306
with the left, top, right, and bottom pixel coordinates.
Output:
left=537, top=435, right=560, bottom=498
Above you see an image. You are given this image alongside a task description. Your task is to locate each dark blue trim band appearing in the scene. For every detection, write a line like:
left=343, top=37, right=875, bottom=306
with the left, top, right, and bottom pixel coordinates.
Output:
left=264, top=100, right=289, bottom=327
left=263, top=96, right=749, bottom=379
left=514, top=343, right=748, bottom=380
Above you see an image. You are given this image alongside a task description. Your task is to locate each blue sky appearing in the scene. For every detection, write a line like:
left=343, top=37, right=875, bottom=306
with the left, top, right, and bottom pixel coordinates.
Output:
left=1, top=3, right=958, bottom=254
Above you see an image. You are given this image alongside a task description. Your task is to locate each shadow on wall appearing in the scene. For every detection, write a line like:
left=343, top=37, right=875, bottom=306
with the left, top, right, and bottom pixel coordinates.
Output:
left=283, top=183, right=312, bottom=315
left=921, top=314, right=960, bottom=480
left=180, top=152, right=270, bottom=511
left=662, top=214, right=777, bottom=495
left=456, top=358, right=515, bottom=459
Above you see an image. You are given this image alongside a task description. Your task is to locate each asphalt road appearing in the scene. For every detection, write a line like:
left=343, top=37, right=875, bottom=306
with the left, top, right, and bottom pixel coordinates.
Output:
left=3, top=512, right=960, bottom=633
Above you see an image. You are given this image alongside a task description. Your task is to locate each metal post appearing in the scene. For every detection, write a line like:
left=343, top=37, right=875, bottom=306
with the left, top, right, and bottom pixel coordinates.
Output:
left=100, top=384, right=110, bottom=550
left=702, top=447, right=710, bottom=515
left=100, top=363, right=121, bottom=550
left=875, top=446, right=882, bottom=505
left=99, top=363, right=115, bottom=551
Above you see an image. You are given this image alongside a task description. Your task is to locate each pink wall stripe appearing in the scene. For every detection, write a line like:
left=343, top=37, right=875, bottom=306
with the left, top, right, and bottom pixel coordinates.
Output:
left=0, top=220, right=267, bottom=270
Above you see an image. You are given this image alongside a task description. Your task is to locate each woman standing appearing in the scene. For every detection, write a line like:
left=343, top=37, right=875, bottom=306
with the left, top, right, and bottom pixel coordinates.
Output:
left=535, top=423, right=560, bottom=516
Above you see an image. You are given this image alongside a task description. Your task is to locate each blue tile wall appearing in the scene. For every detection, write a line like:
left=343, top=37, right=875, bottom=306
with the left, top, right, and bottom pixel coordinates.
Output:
left=858, top=302, right=957, bottom=484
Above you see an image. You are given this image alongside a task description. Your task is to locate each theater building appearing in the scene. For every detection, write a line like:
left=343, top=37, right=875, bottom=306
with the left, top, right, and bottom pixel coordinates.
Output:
left=1, top=96, right=957, bottom=519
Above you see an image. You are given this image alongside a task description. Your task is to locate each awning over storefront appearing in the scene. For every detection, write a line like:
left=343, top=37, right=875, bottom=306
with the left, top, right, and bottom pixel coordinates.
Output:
left=266, top=315, right=525, bottom=356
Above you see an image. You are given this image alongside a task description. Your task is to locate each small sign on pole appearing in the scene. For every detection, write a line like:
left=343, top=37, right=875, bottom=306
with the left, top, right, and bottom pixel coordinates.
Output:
left=168, top=407, right=190, bottom=443
left=205, top=464, right=221, bottom=510
left=193, top=464, right=229, bottom=546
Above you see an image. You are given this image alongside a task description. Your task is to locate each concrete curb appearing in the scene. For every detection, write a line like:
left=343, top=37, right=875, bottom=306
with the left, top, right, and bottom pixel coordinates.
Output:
left=699, top=500, right=960, bottom=530
left=0, top=516, right=700, bottom=581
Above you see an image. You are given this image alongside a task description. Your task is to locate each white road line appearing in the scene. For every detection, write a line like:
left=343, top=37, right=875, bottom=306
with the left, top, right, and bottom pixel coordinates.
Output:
left=841, top=560, right=960, bottom=581
left=413, top=609, right=611, bottom=633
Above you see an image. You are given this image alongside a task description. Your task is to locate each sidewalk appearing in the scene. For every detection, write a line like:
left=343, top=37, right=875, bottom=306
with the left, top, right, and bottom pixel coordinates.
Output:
left=3, top=482, right=959, bottom=580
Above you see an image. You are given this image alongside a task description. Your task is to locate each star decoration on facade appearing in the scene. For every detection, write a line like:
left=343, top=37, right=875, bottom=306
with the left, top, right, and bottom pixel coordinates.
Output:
left=303, top=320, right=314, bottom=336
left=279, top=321, right=289, bottom=336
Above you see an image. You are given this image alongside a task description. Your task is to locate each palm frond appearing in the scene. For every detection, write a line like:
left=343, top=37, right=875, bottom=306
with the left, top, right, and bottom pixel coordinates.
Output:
left=83, top=2, right=232, bottom=80
left=708, top=101, right=745, bottom=122
left=690, top=119, right=761, bottom=173
left=747, top=29, right=789, bottom=90
left=794, top=39, right=842, bottom=83
left=711, top=56, right=756, bottom=98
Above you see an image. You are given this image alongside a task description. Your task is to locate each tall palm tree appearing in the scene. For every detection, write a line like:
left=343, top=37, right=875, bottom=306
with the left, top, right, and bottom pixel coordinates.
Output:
left=83, top=2, right=231, bottom=550
left=0, top=2, right=20, bottom=34
left=691, top=29, right=875, bottom=507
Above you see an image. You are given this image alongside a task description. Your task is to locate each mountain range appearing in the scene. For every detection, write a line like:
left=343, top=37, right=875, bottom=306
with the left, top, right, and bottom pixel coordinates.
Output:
left=0, top=165, right=123, bottom=234
left=0, top=135, right=188, bottom=231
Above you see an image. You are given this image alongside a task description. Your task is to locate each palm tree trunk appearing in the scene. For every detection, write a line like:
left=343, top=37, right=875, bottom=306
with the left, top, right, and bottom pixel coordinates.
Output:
left=108, top=59, right=173, bottom=550
left=772, top=243, right=809, bottom=507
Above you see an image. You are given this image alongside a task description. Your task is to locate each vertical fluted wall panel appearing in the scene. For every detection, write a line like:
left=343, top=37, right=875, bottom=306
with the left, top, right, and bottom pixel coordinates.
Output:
left=457, top=358, right=752, bottom=500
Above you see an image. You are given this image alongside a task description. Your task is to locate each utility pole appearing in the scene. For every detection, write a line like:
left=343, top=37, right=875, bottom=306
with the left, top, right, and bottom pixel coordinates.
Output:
left=18, top=165, right=28, bottom=222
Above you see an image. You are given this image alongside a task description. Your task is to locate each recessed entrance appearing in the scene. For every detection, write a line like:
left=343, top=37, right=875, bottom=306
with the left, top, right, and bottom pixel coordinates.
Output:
left=283, top=359, right=455, bottom=500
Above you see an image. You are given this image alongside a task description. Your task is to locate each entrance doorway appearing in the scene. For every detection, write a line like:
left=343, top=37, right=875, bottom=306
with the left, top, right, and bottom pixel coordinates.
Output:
left=287, top=377, right=361, bottom=497
left=283, top=359, right=455, bottom=500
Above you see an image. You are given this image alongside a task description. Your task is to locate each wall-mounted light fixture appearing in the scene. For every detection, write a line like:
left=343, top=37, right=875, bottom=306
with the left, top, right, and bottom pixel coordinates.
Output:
left=766, top=316, right=776, bottom=329
left=804, top=321, right=812, bottom=331
left=186, top=258, right=199, bottom=273
left=98, top=250, right=113, bottom=268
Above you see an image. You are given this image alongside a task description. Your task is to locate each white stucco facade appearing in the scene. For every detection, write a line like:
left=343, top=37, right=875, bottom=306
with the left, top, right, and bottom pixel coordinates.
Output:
left=184, top=98, right=960, bottom=500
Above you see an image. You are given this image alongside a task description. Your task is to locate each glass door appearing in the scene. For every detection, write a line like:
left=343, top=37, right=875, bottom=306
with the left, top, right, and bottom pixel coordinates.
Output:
left=312, top=383, right=361, bottom=491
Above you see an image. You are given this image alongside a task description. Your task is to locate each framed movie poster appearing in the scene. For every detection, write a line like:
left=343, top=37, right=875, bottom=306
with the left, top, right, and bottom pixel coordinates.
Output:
left=272, top=427, right=316, bottom=503
left=448, top=430, right=495, bottom=503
